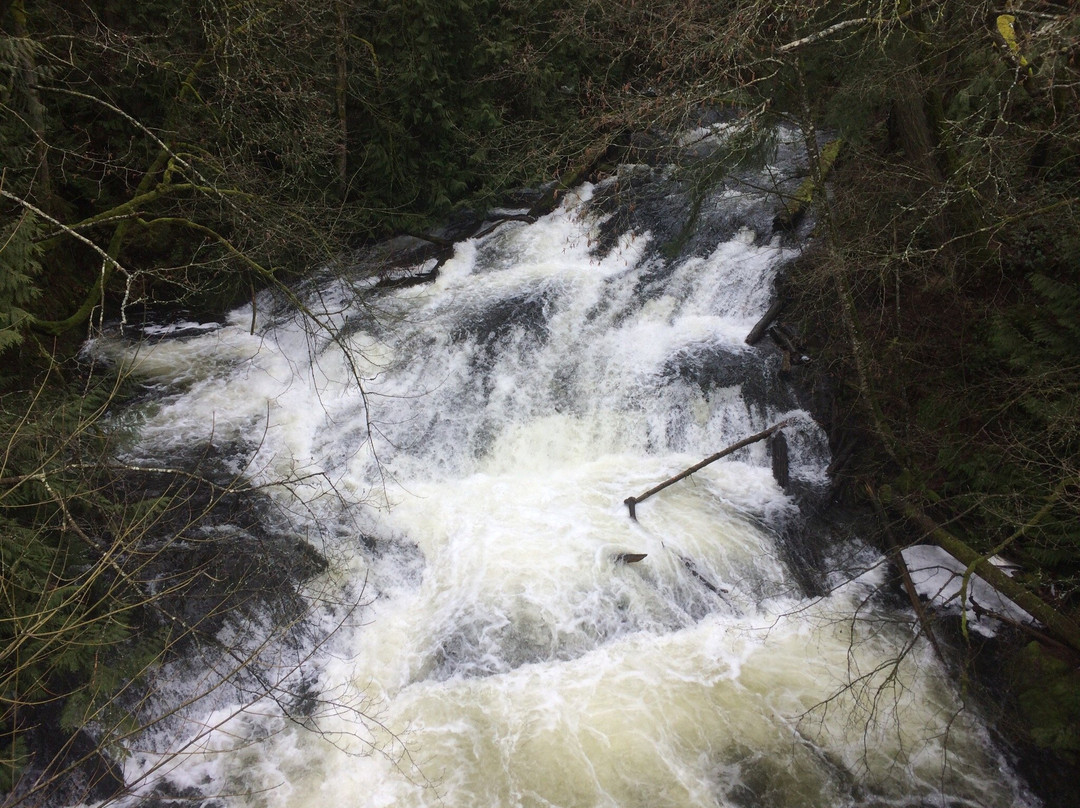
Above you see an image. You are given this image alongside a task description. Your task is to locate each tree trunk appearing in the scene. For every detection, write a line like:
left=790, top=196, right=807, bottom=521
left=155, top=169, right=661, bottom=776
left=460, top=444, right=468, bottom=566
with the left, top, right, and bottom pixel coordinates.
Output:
left=882, top=487, right=1080, bottom=656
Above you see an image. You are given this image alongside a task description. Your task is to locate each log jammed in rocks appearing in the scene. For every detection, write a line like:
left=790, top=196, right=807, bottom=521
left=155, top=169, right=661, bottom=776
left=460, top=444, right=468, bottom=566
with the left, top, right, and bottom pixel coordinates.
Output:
left=745, top=298, right=783, bottom=345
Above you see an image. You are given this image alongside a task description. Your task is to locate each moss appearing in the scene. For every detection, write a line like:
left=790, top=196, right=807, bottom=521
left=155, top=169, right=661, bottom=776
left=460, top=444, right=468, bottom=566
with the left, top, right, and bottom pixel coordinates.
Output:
left=774, top=138, right=842, bottom=231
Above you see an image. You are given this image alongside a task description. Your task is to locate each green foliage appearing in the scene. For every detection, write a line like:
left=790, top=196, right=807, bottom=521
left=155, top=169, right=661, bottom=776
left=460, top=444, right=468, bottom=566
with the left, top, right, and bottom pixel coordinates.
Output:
left=976, top=269, right=1080, bottom=582
left=0, top=0, right=620, bottom=341
left=0, top=735, right=26, bottom=794
left=0, top=213, right=41, bottom=351
left=0, top=373, right=154, bottom=794
left=1012, top=642, right=1080, bottom=757
left=346, top=0, right=591, bottom=218
left=992, top=272, right=1080, bottom=441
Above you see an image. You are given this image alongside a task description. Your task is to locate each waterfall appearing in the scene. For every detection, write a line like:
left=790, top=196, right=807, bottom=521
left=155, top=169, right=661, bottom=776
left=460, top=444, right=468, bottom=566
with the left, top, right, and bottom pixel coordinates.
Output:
left=86, top=127, right=1034, bottom=808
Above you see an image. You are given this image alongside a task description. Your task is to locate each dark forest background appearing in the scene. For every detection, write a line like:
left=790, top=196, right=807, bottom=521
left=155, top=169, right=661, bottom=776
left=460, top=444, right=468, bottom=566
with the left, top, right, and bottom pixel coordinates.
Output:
left=2, top=1, right=1079, bottom=804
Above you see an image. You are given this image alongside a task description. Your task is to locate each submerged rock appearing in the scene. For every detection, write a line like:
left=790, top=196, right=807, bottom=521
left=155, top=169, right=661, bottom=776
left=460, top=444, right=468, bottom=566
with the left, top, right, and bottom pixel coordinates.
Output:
left=110, top=445, right=328, bottom=636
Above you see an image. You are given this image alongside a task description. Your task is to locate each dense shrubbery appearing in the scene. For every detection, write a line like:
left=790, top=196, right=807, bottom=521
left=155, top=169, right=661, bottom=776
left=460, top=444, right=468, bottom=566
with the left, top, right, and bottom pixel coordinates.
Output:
left=0, top=0, right=615, bottom=348
left=785, top=3, right=1080, bottom=612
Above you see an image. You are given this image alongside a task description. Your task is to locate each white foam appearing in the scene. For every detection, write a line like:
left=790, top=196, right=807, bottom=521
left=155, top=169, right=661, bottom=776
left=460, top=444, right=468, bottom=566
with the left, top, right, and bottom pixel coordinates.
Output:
left=97, top=170, right=1032, bottom=808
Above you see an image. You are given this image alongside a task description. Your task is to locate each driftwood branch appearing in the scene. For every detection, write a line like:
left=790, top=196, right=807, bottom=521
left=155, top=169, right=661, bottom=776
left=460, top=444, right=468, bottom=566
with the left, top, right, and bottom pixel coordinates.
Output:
left=773, top=3, right=941, bottom=56
left=776, top=17, right=875, bottom=54
left=624, top=419, right=794, bottom=520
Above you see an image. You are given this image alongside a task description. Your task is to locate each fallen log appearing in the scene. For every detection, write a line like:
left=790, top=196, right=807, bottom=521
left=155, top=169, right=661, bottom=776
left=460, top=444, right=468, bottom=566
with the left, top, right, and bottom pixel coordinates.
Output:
left=624, top=419, right=794, bottom=520
left=773, top=138, right=843, bottom=232
left=745, top=298, right=783, bottom=345
left=868, top=488, right=948, bottom=666
left=879, top=485, right=1080, bottom=656
left=527, top=135, right=625, bottom=219
left=374, top=265, right=441, bottom=290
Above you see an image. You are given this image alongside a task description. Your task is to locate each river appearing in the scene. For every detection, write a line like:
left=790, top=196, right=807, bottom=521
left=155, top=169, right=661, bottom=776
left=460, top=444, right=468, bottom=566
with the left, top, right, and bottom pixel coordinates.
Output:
left=87, top=125, right=1034, bottom=808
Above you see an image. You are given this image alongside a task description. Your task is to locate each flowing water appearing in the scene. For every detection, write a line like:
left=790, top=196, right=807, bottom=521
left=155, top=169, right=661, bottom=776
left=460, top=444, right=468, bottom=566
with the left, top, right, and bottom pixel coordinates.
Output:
left=87, top=133, right=1035, bottom=807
